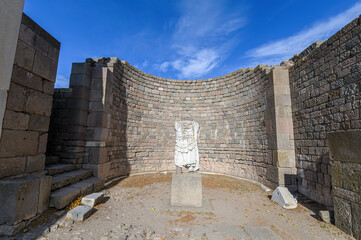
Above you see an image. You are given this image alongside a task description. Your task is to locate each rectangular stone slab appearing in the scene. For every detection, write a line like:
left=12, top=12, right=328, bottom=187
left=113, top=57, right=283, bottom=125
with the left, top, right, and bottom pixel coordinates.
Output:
left=81, top=192, right=104, bottom=207
left=66, top=205, right=93, bottom=221
left=171, top=172, right=202, bottom=207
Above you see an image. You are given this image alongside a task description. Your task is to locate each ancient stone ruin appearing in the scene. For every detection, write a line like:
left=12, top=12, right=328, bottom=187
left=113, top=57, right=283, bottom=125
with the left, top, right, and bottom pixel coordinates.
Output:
left=0, top=1, right=360, bottom=239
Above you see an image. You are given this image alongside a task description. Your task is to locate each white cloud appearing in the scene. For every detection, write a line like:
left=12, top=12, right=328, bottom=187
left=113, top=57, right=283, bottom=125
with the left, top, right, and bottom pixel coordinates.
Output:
left=55, top=74, right=69, bottom=88
left=246, top=2, right=361, bottom=65
left=157, top=0, right=245, bottom=78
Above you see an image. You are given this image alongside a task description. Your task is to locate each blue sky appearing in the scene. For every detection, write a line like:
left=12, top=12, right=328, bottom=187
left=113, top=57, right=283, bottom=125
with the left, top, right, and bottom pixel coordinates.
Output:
left=24, top=0, right=361, bottom=87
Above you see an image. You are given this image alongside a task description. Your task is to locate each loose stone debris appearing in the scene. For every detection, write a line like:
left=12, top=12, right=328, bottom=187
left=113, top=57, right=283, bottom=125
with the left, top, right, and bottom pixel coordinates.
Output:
left=271, top=187, right=298, bottom=209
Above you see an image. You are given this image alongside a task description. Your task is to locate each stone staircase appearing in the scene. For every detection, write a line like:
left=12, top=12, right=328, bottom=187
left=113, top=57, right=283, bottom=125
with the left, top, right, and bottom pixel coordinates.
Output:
left=45, top=156, right=104, bottom=209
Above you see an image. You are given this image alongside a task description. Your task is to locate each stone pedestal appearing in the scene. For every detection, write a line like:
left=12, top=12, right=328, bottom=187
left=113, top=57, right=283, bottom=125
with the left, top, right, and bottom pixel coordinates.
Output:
left=171, top=172, right=202, bottom=207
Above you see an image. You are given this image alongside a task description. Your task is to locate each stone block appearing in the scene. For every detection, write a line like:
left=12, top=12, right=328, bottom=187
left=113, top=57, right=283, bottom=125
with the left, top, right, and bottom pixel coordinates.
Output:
left=334, top=197, right=352, bottom=236
left=25, top=90, right=53, bottom=116
left=42, top=79, right=54, bottom=95
left=0, top=176, right=40, bottom=225
left=271, top=187, right=297, bottom=209
left=319, top=210, right=331, bottom=223
left=0, top=130, right=39, bottom=158
left=38, top=133, right=48, bottom=153
left=13, top=39, right=35, bottom=71
left=68, top=109, right=88, bottom=126
left=342, top=163, right=361, bottom=193
left=88, top=147, right=108, bottom=164
left=50, top=186, right=81, bottom=209
left=2, top=110, right=29, bottom=130
left=26, top=154, right=45, bottom=173
left=274, top=150, right=295, bottom=168
left=70, top=86, right=90, bottom=100
left=69, top=73, right=91, bottom=88
left=81, top=192, right=104, bottom=207
left=351, top=203, right=361, bottom=240
left=47, top=44, right=60, bottom=62
left=71, top=62, right=92, bottom=76
left=270, top=67, right=289, bottom=85
left=28, top=114, right=50, bottom=131
left=83, top=162, right=110, bottom=180
left=66, top=205, right=93, bottom=221
left=11, top=65, right=42, bottom=91
left=330, top=161, right=343, bottom=187
left=0, top=157, right=26, bottom=179
left=87, top=111, right=107, bottom=127
left=38, top=175, right=52, bottom=214
left=328, top=130, right=361, bottom=163
left=67, top=98, right=89, bottom=111
left=33, top=51, right=57, bottom=81
left=6, top=83, right=27, bottom=112
left=276, top=117, right=293, bottom=134
left=85, top=127, right=109, bottom=141
left=171, top=172, right=202, bottom=208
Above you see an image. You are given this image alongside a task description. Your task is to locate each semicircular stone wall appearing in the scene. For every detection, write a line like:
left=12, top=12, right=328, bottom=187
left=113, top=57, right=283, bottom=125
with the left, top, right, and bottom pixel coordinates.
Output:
left=105, top=60, right=272, bottom=183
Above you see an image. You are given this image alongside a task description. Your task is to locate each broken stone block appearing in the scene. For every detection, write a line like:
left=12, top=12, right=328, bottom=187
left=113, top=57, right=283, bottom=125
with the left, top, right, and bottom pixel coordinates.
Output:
left=66, top=206, right=93, bottom=221
left=0, top=176, right=40, bottom=225
left=81, top=192, right=104, bottom=207
left=319, top=210, right=332, bottom=223
left=271, top=187, right=297, bottom=209
left=171, top=172, right=202, bottom=208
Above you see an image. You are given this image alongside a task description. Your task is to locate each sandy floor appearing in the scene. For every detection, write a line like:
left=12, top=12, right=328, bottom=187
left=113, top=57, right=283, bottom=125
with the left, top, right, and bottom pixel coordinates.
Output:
left=8, top=173, right=354, bottom=240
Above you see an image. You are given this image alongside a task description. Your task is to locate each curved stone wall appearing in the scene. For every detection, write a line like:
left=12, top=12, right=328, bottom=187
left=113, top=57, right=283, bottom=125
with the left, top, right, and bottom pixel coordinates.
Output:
left=105, top=61, right=272, bottom=182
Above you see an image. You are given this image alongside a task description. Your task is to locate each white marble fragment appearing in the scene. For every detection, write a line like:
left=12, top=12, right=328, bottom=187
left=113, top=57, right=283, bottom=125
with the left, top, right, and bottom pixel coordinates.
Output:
left=271, top=187, right=298, bottom=209
left=174, top=121, right=199, bottom=171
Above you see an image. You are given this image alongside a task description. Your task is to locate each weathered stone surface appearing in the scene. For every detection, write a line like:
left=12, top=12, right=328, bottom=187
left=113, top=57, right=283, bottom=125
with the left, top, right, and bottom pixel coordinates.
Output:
left=0, top=130, right=39, bottom=158
left=66, top=205, right=93, bottom=221
left=333, top=197, right=352, bottom=236
left=351, top=203, right=361, bottom=240
left=243, top=226, right=282, bottom=240
left=38, top=133, right=48, bottom=153
left=13, top=39, right=35, bottom=71
left=271, top=187, right=297, bottom=209
left=171, top=172, right=202, bottom=207
left=11, top=65, right=42, bottom=91
left=25, top=90, right=53, bottom=116
left=0, top=176, right=40, bottom=225
left=50, top=186, right=81, bottom=209
left=328, top=130, right=361, bottom=163
left=2, top=110, right=29, bottom=130
left=81, top=192, right=104, bottom=207
left=33, top=51, right=57, bottom=81
left=51, top=169, right=93, bottom=191
left=38, top=175, right=52, bottom=214
left=319, top=210, right=331, bottom=223
left=0, top=157, right=26, bottom=179
left=25, top=154, right=45, bottom=173
left=28, top=114, right=50, bottom=132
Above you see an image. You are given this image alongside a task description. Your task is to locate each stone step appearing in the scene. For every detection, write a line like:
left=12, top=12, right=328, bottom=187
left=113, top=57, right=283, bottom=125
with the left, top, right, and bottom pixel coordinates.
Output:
left=51, top=169, right=93, bottom=191
left=45, top=164, right=76, bottom=176
left=49, top=177, right=104, bottom=209
left=45, top=156, right=60, bottom=165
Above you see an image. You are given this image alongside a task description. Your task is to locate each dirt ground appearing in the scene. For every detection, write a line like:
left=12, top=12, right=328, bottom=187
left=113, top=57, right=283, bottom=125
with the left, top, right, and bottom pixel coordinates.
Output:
left=8, top=173, right=354, bottom=240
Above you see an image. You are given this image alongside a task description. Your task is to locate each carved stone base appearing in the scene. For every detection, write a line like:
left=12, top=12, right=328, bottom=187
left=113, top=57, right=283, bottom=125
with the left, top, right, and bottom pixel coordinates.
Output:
left=171, top=172, right=202, bottom=207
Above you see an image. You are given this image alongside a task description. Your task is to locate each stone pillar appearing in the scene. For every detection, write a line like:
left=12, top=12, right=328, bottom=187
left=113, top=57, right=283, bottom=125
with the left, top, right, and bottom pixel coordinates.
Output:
left=62, top=62, right=94, bottom=165
left=266, top=67, right=297, bottom=190
left=0, top=0, right=25, bottom=137
left=328, top=130, right=361, bottom=240
left=82, top=58, right=115, bottom=180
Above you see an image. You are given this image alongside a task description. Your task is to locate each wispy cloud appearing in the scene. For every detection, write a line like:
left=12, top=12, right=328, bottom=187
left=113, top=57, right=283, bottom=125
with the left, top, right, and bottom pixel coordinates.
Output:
left=246, top=2, right=361, bottom=65
left=157, top=0, right=245, bottom=78
left=55, top=74, right=69, bottom=88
